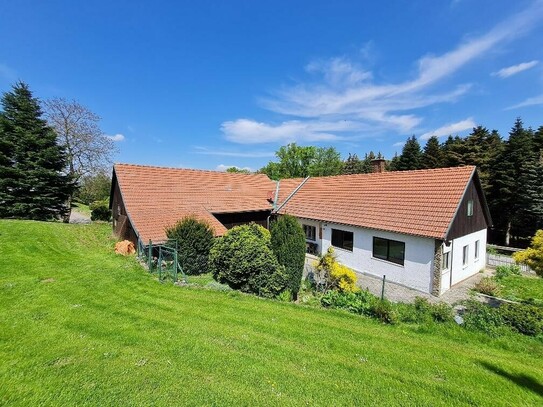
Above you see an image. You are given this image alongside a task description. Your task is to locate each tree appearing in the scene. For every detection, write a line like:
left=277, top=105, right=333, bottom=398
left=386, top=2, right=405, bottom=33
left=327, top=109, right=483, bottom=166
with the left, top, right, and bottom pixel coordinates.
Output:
left=343, top=153, right=364, bottom=174
left=362, top=151, right=376, bottom=173
left=0, top=82, right=74, bottom=220
left=397, top=136, right=422, bottom=171
left=489, top=118, right=538, bottom=245
left=441, top=135, right=466, bottom=167
left=259, top=143, right=343, bottom=179
left=77, top=170, right=112, bottom=205
left=43, top=98, right=115, bottom=217
left=165, top=215, right=215, bottom=275
left=270, top=215, right=306, bottom=300
left=421, top=136, right=443, bottom=169
left=513, top=230, right=543, bottom=277
left=210, top=224, right=288, bottom=297
left=308, top=146, right=343, bottom=176
left=225, top=166, right=250, bottom=174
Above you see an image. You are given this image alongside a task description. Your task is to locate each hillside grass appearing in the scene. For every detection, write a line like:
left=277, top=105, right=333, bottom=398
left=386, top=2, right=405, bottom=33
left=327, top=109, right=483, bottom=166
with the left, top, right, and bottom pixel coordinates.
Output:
left=1, top=220, right=543, bottom=406
left=499, top=274, right=543, bottom=302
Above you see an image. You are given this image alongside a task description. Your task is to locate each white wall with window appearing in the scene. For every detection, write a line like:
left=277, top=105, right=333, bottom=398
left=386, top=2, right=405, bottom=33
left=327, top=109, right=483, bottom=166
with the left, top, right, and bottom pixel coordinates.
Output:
left=296, top=217, right=321, bottom=256
left=318, top=222, right=436, bottom=293
left=449, top=228, right=487, bottom=285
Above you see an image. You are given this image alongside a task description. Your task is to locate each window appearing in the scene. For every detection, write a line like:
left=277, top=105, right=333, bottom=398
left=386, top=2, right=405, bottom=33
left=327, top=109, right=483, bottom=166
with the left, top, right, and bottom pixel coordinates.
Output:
left=303, top=224, right=316, bottom=241
left=331, top=228, right=354, bottom=251
left=442, top=251, right=450, bottom=270
left=474, top=240, right=480, bottom=261
left=467, top=200, right=474, bottom=217
left=373, top=237, right=405, bottom=265
left=462, top=245, right=469, bottom=267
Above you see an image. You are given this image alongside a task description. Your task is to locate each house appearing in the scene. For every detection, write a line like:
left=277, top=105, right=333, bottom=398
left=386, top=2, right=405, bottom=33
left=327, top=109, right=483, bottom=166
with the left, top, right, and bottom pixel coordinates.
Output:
left=110, top=163, right=491, bottom=296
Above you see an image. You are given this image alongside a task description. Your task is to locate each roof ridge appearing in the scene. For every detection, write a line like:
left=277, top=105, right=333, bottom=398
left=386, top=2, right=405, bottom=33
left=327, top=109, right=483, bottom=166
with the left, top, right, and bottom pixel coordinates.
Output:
left=114, top=162, right=270, bottom=177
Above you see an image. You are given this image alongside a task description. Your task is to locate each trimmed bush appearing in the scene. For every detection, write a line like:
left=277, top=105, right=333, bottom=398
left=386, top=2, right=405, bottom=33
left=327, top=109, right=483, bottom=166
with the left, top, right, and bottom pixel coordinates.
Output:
left=165, top=216, right=214, bottom=275
left=270, top=215, right=306, bottom=300
left=474, top=277, right=501, bottom=297
left=210, top=224, right=288, bottom=298
left=495, top=264, right=521, bottom=279
left=499, top=302, right=543, bottom=336
left=90, top=200, right=111, bottom=221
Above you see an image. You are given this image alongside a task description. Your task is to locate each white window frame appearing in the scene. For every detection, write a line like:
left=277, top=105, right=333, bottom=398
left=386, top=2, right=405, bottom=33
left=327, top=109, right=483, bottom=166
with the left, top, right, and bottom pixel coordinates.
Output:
left=462, top=245, right=469, bottom=267
left=467, top=200, right=474, bottom=217
left=442, top=251, right=450, bottom=270
left=474, top=240, right=480, bottom=261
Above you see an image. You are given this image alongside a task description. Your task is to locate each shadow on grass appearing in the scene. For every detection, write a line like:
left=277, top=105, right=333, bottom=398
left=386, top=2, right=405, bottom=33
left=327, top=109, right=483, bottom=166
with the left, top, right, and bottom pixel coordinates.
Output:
left=479, top=361, right=543, bottom=397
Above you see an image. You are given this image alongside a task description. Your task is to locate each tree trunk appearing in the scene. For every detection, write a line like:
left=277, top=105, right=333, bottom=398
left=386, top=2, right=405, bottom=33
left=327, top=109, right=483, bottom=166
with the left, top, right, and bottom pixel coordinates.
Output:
left=63, top=194, right=72, bottom=223
left=505, top=220, right=511, bottom=246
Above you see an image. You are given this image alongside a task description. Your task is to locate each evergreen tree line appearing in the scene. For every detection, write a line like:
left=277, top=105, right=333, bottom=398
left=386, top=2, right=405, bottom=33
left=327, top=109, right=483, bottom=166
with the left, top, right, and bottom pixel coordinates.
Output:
left=258, top=119, right=543, bottom=246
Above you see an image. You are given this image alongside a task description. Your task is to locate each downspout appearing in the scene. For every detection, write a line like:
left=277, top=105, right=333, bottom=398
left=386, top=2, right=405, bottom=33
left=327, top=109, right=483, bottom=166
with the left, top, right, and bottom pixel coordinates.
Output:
left=274, top=176, right=310, bottom=214
left=266, top=180, right=281, bottom=229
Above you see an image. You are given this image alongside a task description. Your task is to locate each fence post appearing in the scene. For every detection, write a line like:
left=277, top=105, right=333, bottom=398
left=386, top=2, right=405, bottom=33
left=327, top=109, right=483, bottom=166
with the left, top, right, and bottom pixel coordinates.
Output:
left=148, top=240, right=152, bottom=272
left=381, top=275, right=386, bottom=300
left=158, top=246, right=162, bottom=280
left=173, top=241, right=178, bottom=283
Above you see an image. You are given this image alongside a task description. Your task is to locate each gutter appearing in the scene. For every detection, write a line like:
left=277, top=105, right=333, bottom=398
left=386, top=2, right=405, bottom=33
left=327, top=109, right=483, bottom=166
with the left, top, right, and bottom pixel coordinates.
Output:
left=273, top=176, right=310, bottom=214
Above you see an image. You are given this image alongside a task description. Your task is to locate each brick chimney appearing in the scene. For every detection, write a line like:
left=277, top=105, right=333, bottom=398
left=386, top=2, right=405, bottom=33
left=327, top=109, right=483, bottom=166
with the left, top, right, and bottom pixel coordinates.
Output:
left=371, top=158, right=386, bottom=173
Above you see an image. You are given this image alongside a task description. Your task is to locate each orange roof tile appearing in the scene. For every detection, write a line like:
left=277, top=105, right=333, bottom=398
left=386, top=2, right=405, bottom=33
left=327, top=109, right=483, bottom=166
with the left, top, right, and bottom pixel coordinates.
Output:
left=276, top=166, right=477, bottom=240
left=114, top=164, right=276, bottom=242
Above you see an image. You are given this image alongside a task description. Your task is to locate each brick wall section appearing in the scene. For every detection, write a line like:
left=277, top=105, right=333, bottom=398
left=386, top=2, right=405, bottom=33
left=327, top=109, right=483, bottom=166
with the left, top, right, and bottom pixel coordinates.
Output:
left=432, top=240, right=442, bottom=296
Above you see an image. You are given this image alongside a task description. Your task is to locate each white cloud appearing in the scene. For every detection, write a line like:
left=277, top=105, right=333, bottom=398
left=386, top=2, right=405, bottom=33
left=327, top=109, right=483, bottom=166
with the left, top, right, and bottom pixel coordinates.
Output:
left=215, top=164, right=253, bottom=172
left=107, top=133, right=125, bottom=142
left=218, top=2, right=543, bottom=145
left=506, top=94, right=543, bottom=109
left=0, top=63, right=17, bottom=81
left=392, top=141, right=405, bottom=147
left=220, top=119, right=359, bottom=144
left=493, top=60, right=539, bottom=78
left=420, top=118, right=476, bottom=140
left=193, top=146, right=275, bottom=158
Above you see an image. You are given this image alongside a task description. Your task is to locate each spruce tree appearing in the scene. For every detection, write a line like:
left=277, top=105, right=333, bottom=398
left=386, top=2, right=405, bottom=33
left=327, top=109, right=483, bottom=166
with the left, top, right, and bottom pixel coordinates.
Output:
left=361, top=151, right=376, bottom=173
left=421, top=136, right=443, bottom=169
left=441, top=135, right=466, bottom=167
left=0, top=82, right=74, bottom=220
left=343, top=153, right=364, bottom=174
left=397, top=136, right=422, bottom=170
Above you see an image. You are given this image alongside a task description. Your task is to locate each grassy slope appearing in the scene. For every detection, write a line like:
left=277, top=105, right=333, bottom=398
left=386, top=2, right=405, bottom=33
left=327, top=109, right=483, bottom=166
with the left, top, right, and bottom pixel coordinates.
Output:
left=499, top=274, right=543, bottom=302
left=1, top=220, right=542, bottom=406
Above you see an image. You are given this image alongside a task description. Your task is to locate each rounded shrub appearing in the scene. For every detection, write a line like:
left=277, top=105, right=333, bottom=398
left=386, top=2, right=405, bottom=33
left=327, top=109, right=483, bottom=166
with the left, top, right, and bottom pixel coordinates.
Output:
left=209, top=223, right=288, bottom=298
left=90, top=200, right=111, bottom=221
left=165, top=215, right=214, bottom=275
left=474, top=277, right=501, bottom=297
left=499, top=302, right=543, bottom=336
left=270, top=215, right=306, bottom=300
left=330, top=263, right=358, bottom=293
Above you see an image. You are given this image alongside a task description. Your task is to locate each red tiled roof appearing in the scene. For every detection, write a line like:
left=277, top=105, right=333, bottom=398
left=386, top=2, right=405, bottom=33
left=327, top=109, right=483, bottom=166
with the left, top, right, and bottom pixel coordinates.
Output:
left=113, top=164, right=276, bottom=242
left=276, top=166, right=477, bottom=240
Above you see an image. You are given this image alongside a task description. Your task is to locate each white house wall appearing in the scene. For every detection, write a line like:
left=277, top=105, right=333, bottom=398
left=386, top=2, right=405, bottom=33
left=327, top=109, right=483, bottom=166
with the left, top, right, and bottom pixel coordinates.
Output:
left=449, top=228, right=487, bottom=286
left=318, top=222, right=436, bottom=294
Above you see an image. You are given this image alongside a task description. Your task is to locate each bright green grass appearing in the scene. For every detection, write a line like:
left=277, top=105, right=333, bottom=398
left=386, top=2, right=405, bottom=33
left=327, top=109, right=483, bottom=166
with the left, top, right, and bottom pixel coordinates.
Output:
left=1, top=220, right=543, bottom=406
left=499, top=274, right=543, bottom=302
left=72, top=202, right=91, bottom=216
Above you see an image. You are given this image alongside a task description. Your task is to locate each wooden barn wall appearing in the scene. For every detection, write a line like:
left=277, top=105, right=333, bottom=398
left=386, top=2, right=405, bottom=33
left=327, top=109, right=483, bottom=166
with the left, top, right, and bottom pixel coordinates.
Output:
left=446, top=180, right=488, bottom=241
left=111, top=179, right=137, bottom=244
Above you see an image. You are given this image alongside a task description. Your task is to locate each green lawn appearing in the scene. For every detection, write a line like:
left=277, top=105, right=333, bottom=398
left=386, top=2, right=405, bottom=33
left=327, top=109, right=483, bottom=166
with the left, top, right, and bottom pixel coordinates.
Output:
left=1, top=220, right=543, bottom=406
left=499, top=274, right=543, bottom=303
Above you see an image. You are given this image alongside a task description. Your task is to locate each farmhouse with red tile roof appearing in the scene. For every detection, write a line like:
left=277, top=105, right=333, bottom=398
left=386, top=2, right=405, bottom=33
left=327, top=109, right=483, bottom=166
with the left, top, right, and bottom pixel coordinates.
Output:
left=110, top=163, right=491, bottom=296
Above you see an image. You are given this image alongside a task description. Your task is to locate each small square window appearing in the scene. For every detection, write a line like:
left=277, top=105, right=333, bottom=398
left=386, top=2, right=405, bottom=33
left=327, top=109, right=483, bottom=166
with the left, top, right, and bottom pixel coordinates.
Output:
left=467, top=200, right=474, bottom=217
left=332, top=229, right=354, bottom=251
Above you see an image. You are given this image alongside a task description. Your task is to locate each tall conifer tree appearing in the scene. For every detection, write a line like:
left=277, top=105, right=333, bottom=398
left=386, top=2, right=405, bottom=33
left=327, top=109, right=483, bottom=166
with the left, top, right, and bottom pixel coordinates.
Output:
left=421, top=136, right=443, bottom=169
left=0, top=82, right=74, bottom=220
left=397, top=136, right=422, bottom=170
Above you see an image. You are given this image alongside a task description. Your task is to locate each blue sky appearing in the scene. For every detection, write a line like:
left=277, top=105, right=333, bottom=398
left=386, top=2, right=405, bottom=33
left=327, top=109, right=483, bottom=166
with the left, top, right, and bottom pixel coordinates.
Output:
left=1, top=1, right=543, bottom=172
